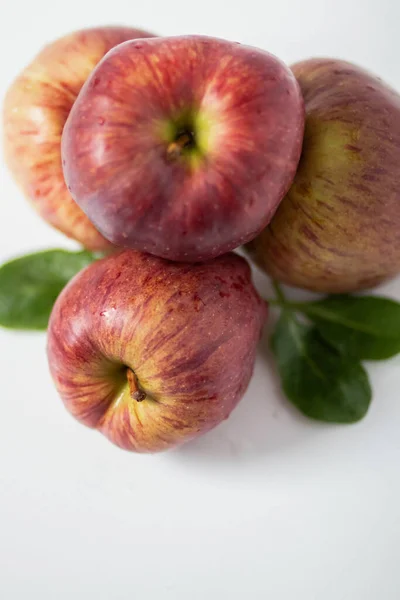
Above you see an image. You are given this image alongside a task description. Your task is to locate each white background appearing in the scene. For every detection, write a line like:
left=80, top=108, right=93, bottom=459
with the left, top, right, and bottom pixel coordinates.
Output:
left=1, top=1, right=400, bottom=598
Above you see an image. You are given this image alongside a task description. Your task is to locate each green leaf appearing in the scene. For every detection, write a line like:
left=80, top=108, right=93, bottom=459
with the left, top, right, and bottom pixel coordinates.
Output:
left=295, top=295, right=400, bottom=360
left=0, top=249, right=97, bottom=331
left=270, top=312, right=372, bottom=423
left=309, top=320, right=400, bottom=361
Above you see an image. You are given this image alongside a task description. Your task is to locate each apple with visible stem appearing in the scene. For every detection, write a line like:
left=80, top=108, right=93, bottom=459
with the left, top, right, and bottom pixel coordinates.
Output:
left=3, top=26, right=154, bottom=251
left=247, top=58, right=400, bottom=293
left=61, top=35, right=304, bottom=262
left=47, top=250, right=266, bottom=452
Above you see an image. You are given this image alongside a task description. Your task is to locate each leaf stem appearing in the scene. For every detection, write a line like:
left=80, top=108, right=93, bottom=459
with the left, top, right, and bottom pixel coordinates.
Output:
left=272, top=281, right=286, bottom=304
left=267, top=299, right=281, bottom=306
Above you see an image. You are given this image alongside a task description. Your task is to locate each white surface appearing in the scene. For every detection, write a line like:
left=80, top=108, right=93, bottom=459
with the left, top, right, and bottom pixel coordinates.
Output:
left=1, top=1, right=400, bottom=598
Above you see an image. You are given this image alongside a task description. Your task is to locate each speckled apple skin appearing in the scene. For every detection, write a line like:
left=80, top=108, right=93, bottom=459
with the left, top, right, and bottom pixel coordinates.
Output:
left=47, top=250, right=267, bottom=453
left=62, top=35, right=304, bottom=261
left=3, top=26, right=154, bottom=250
left=248, top=58, right=400, bottom=293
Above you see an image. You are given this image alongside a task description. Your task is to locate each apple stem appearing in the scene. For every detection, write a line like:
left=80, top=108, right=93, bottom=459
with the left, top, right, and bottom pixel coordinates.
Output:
left=127, top=369, right=146, bottom=402
left=166, top=132, right=194, bottom=160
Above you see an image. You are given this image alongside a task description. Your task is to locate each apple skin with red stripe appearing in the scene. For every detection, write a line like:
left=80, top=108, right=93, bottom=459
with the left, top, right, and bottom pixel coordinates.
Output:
left=62, top=35, right=304, bottom=261
left=3, top=26, right=155, bottom=250
left=47, top=250, right=267, bottom=453
left=248, top=58, right=400, bottom=293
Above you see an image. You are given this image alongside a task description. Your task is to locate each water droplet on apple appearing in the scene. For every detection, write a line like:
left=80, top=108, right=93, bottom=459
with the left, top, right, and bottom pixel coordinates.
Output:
left=99, top=307, right=116, bottom=318
left=97, top=117, right=105, bottom=126
left=134, top=43, right=143, bottom=50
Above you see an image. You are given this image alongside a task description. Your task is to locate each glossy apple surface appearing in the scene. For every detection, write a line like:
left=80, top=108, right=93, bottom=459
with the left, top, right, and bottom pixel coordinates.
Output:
left=248, top=58, right=400, bottom=293
left=62, top=35, right=304, bottom=261
left=3, top=26, right=154, bottom=250
left=47, top=250, right=267, bottom=452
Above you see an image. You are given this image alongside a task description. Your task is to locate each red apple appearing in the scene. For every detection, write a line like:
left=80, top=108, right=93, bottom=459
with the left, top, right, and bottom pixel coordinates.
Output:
left=3, top=26, right=154, bottom=251
left=47, top=250, right=267, bottom=452
left=61, top=35, right=304, bottom=261
left=248, top=58, right=400, bottom=292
